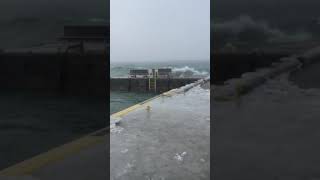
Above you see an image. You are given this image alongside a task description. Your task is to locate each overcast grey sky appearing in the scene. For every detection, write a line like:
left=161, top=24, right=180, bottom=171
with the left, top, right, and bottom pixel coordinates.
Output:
left=110, top=0, right=210, bottom=63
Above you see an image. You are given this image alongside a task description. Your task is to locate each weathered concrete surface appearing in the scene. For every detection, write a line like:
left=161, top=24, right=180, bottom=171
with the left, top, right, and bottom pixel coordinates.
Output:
left=0, top=141, right=108, bottom=180
left=213, top=73, right=320, bottom=180
left=110, top=78, right=199, bottom=93
left=32, top=141, right=108, bottom=180
left=0, top=92, right=106, bottom=171
left=290, top=61, right=320, bottom=89
left=0, top=46, right=107, bottom=96
left=110, top=83, right=210, bottom=179
left=0, top=131, right=108, bottom=180
left=213, top=56, right=301, bottom=100
left=212, top=53, right=287, bottom=84
left=213, top=46, right=320, bottom=101
left=0, top=79, right=209, bottom=180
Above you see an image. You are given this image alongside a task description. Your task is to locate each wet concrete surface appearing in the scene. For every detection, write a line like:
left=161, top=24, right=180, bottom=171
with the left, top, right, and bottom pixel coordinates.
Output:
left=0, top=82, right=209, bottom=180
left=0, top=92, right=106, bottom=170
left=110, top=85, right=210, bottom=180
left=33, top=141, right=108, bottom=180
left=201, top=81, right=210, bottom=90
left=0, top=134, right=108, bottom=180
left=290, top=61, right=320, bottom=89
left=213, top=73, right=320, bottom=180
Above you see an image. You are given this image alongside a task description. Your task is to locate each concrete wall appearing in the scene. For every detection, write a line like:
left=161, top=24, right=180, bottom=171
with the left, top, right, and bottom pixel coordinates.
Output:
left=212, top=52, right=288, bottom=84
left=0, top=52, right=198, bottom=95
left=110, top=78, right=199, bottom=93
left=0, top=52, right=107, bottom=97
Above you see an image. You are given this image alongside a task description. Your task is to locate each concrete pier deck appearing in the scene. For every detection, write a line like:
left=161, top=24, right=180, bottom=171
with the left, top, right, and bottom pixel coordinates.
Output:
left=110, top=80, right=210, bottom=180
left=0, top=79, right=210, bottom=180
left=110, top=77, right=200, bottom=93
left=0, top=128, right=108, bottom=180
left=213, top=73, right=320, bottom=180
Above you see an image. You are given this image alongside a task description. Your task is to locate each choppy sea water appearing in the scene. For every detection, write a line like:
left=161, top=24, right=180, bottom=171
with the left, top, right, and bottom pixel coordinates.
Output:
left=110, top=60, right=210, bottom=78
left=110, top=91, right=156, bottom=114
left=0, top=92, right=106, bottom=170
left=0, top=61, right=209, bottom=170
left=110, top=60, right=210, bottom=114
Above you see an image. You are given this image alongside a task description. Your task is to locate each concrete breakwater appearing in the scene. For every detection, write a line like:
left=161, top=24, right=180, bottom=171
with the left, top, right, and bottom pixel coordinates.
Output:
left=212, top=52, right=288, bottom=84
left=110, top=78, right=199, bottom=93
left=213, top=46, right=320, bottom=100
left=211, top=52, right=305, bottom=100
left=0, top=51, right=107, bottom=96
left=213, top=56, right=301, bottom=100
left=0, top=51, right=198, bottom=95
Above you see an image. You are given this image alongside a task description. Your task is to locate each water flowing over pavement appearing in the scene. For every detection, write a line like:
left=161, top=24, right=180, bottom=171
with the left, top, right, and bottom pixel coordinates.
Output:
left=0, top=81, right=210, bottom=180
left=110, top=91, right=156, bottom=114
left=110, top=83, right=210, bottom=180
left=213, top=73, right=320, bottom=180
left=290, top=61, right=320, bottom=89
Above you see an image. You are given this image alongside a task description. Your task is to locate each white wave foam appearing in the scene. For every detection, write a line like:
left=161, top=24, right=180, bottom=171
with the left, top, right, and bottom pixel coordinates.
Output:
left=111, top=65, right=209, bottom=78
left=171, top=66, right=209, bottom=77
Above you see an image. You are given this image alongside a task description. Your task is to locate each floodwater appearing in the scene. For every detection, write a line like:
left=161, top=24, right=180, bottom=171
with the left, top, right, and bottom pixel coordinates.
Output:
left=213, top=73, right=320, bottom=179
left=110, top=84, right=210, bottom=179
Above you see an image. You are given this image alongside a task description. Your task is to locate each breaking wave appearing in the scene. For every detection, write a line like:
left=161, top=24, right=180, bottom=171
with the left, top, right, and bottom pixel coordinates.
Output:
left=171, top=66, right=209, bottom=78
left=110, top=61, right=210, bottom=78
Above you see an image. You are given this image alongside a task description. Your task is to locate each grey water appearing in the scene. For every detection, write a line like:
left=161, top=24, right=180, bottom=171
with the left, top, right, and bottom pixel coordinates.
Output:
left=110, top=60, right=210, bottom=114
left=110, top=60, right=210, bottom=78
left=110, top=91, right=156, bottom=115
left=0, top=92, right=106, bottom=170
left=0, top=60, right=209, bottom=170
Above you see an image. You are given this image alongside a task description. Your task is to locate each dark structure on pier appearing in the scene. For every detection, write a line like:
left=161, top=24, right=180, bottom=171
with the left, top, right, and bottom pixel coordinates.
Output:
left=0, top=25, right=109, bottom=96
left=62, top=25, right=109, bottom=41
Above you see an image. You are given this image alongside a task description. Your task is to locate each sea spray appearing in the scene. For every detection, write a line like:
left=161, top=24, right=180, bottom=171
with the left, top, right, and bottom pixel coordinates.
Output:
left=110, top=61, right=210, bottom=78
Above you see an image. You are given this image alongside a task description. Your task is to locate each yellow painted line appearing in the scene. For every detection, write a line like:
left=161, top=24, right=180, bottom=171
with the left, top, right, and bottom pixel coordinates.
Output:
left=1, top=92, right=162, bottom=176
left=162, top=89, right=177, bottom=97
left=113, top=80, right=206, bottom=118
left=111, top=104, right=144, bottom=118
left=0, top=85, right=187, bottom=176
left=111, top=89, right=178, bottom=119
left=0, top=135, right=104, bottom=176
